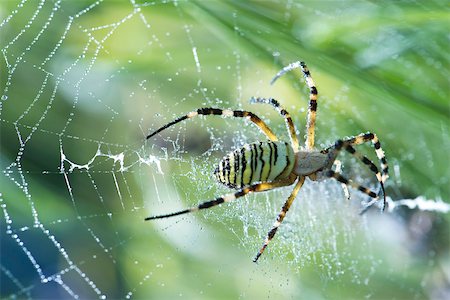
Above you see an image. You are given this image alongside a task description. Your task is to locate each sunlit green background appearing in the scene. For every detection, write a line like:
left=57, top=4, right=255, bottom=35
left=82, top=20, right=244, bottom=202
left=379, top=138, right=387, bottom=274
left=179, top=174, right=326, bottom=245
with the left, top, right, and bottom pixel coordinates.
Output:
left=1, top=1, right=449, bottom=299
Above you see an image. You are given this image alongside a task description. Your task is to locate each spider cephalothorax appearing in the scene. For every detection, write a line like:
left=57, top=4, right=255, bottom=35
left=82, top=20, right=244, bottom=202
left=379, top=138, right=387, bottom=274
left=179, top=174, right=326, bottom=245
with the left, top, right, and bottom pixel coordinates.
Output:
left=145, top=61, right=388, bottom=262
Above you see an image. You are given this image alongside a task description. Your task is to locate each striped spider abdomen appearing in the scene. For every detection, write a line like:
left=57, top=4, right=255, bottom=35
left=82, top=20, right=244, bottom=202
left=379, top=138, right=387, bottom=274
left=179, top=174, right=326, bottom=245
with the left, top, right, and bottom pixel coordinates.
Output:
left=214, top=141, right=295, bottom=189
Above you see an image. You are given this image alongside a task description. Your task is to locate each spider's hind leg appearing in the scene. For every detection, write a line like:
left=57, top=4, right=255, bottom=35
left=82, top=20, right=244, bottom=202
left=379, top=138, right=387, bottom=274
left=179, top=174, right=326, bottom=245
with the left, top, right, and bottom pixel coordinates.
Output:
left=146, top=107, right=279, bottom=141
left=145, top=177, right=296, bottom=221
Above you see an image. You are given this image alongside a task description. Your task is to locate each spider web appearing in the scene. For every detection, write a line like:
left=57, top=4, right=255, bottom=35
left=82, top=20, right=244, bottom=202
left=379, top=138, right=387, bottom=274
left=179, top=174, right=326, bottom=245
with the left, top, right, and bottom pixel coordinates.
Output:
left=1, top=1, right=449, bottom=299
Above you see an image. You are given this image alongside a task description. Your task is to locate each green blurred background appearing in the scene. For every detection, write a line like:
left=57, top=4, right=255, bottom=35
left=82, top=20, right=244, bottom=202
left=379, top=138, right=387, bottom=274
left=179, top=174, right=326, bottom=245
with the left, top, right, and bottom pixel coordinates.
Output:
left=1, top=1, right=449, bottom=299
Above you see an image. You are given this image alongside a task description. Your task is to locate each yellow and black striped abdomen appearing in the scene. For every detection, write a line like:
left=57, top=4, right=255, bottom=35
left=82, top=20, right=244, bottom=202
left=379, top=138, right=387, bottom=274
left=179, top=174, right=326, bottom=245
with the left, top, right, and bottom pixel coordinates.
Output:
left=214, top=141, right=295, bottom=189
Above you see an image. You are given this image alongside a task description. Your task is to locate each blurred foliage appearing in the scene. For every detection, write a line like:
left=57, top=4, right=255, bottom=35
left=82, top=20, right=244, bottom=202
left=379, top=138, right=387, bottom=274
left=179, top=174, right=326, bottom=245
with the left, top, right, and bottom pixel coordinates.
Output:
left=1, top=0, right=449, bottom=299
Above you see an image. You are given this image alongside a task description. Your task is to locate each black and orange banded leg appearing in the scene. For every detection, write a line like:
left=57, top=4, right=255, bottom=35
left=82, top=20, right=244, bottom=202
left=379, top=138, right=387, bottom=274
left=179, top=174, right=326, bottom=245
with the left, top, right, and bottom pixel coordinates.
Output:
left=325, top=133, right=388, bottom=210
left=341, top=132, right=389, bottom=184
left=145, top=174, right=297, bottom=221
left=299, top=62, right=318, bottom=150
left=326, top=170, right=382, bottom=214
left=326, top=170, right=378, bottom=198
left=146, top=107, right=278, bottom=141
left=270, top=61, right=318, bottom=150
left=253, top=176, right=305, bottom=262
left=250, top=97, right=299, bottom=152
left=333, top=160, right=350, bottom=200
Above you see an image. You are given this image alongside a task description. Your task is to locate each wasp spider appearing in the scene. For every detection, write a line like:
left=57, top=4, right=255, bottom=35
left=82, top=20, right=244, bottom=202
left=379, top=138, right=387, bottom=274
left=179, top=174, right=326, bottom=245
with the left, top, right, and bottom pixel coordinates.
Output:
left=145, top=61, right=389, bottom=262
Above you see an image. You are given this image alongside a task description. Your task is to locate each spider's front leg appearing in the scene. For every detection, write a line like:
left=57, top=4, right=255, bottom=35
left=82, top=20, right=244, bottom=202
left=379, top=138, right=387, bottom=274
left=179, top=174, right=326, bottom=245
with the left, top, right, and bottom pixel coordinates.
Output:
left=324, top=133, right=389, bottom=210
left=333, top=160, right=350, bottom=200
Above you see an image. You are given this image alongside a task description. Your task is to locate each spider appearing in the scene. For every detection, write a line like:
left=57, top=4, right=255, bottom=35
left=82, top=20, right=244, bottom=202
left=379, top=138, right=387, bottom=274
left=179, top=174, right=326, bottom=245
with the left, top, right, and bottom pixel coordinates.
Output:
left=145, top=61, right=389, bottom=263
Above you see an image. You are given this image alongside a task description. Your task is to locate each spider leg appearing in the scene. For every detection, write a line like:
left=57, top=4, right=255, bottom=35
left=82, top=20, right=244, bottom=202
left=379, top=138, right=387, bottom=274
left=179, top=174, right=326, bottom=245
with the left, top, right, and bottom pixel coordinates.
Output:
left=344, top=144, right=386, bottom=199
left=145, top=174, right=297, bottom=221
left=146, top=107, right=278, bottom=141
left=250, top=97, right=299, bottom=152
left=270, top=61, right=318, bottom=150
left=326, top=170, right=380, bottom=215
left=333, top=160, right=350, bottom=200
left=326, top=170, right=379, bottom=201
left=326, top=133, right=389, bottom=209
left=341, top=132, right=389, bottom=183
left=253, top=176, right=305, bottom=262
